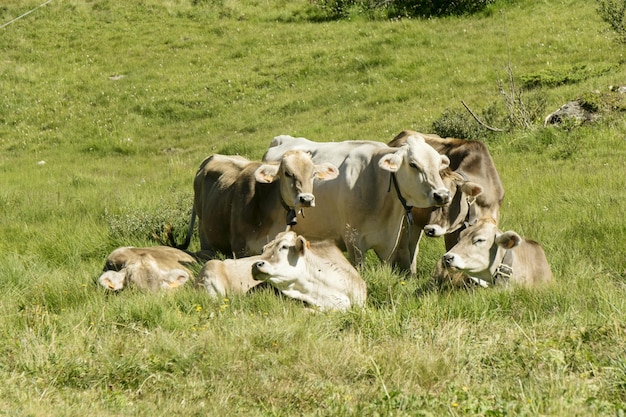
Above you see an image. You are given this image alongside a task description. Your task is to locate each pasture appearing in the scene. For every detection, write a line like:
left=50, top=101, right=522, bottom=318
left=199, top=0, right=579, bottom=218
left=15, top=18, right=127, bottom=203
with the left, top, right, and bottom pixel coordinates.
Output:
left=1, top=0, right=625, bottom=415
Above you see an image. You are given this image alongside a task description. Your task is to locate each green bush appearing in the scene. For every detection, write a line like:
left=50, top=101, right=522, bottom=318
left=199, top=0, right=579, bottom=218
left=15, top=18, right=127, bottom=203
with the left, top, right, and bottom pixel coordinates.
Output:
left=310, top=0, right=498, bottom=19
left=597, top=0, right=626, bottom=42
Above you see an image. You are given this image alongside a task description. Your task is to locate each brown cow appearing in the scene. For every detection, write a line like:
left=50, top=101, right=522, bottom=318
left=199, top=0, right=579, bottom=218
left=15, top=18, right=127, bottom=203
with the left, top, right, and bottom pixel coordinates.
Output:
left=181, top=150, right=338, bottom=258
left=98, top=246, right=198, bottom=291
left=388, top=130, right=505, bottom=273
left=438, top=218, right=552, bottom=288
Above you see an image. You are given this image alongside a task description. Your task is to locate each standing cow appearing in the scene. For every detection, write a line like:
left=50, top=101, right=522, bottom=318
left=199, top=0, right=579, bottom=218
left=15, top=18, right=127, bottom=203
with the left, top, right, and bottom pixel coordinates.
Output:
left=388, top=130, right=505, bottom=274
left=438, top=218, right=552, bottom=287
left=179, top=150, right=338, bottom=258
left=263, top=134, right=452, bottom=269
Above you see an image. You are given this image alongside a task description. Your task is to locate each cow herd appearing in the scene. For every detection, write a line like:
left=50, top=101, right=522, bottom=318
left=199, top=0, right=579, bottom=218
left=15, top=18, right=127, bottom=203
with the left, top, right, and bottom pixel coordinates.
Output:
left=98, top=130, right=552, bottom=310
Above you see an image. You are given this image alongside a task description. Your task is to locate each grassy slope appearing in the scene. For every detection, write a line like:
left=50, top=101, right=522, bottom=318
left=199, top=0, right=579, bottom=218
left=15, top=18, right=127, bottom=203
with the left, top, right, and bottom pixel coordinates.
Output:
left=1, top=0, right=625, bottom=415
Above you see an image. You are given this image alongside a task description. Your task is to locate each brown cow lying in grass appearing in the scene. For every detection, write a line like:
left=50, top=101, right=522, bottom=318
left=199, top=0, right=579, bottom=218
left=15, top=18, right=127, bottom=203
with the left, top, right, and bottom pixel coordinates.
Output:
left=435, top=218, right=552, bottom=288
left=99, top=246, right=199, bottom=291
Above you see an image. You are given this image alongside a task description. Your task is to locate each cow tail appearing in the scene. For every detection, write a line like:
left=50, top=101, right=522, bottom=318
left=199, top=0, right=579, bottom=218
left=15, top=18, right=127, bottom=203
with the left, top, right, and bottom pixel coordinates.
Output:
left=176, top=206, right=196, bottom=250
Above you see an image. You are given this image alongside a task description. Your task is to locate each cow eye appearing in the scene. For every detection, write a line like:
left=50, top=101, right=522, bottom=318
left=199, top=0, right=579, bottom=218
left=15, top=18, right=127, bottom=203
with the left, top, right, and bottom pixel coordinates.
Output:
left=284, top=171, right=293, bottom=178
left=409, top=162, right=419, bottom=170
left=473, top=238, right=486, bottom=245
left=280, top=244, right=290, bottom=251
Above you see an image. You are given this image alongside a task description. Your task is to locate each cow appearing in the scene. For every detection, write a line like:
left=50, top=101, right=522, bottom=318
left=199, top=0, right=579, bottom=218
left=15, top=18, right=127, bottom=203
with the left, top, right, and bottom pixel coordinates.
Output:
left=438, top=218, right=552, bottom=288
left=262, top=134, right=452, bottom=269
left=179, top=150, right=339, bottom=258
left=98, top=246, right=198, bottom=291
left=387, top=130, right=505, bottom=274
left=251, top=231, right=366, bottom=311
left=196, top=255, right=264, bottom=299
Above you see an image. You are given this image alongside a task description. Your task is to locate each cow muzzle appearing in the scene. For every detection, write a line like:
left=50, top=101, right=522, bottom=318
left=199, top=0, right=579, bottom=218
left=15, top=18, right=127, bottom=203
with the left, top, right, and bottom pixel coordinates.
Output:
left=432, top=189, right=451, bottom=206
left=296, top=193, right=315, bottom=208
left=252, top=260, right=273, bottom=280
left=424, top=224, right=446, bottom=238
left=442, top=253, right=456, bottom=268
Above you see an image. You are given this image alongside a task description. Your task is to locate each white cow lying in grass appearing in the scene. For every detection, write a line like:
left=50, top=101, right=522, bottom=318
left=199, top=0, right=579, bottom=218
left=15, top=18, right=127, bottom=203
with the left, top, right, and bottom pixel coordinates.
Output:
left=99, top=246, right=198, bottom=291
left=197, top=231, right=366, bottom=311
left=437, top=218, right=552, bottom=288
left=251, top=231, right=367, bottom=311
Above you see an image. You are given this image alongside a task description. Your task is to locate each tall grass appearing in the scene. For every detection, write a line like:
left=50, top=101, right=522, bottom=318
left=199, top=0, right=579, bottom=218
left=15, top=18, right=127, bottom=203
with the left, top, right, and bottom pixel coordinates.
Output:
left=1, top=0, right=625, bottom=415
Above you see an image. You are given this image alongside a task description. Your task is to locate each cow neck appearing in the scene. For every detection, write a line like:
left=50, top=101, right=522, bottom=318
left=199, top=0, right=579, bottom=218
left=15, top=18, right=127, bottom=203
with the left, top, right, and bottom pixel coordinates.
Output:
left=458, top=171, right=479, bottom=228
left=493, top=248, right=514, bottom=285
left=388, top=173, right=414, bottom=225
left=280, top=195, right=298, bottom=227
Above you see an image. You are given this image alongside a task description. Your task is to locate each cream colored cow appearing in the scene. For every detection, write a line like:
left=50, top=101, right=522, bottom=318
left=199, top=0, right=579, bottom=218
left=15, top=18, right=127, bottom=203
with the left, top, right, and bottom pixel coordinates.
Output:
left=439, top=218, right=552, bottom=288
left=251, top=231, right=366, bottom=311
left=99, top=246, right=197, bottom=291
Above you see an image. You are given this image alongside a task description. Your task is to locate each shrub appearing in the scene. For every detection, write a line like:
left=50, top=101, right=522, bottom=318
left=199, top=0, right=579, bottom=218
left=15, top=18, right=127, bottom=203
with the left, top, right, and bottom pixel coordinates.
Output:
left=597, top=0, right=626, bottom=42
left=310, top=0, right=498, bottom=19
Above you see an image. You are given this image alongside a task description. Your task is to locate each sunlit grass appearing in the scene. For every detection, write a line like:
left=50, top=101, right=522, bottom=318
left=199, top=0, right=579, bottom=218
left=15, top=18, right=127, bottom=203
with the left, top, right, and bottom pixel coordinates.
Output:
left=1, top=0, right=625, bottom=415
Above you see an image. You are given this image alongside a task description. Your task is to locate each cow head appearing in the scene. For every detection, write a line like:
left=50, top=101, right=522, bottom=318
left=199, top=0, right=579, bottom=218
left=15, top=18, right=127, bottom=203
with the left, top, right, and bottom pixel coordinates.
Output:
left=378, top=134, right=451, bottom=208
left=441, top=218, right=521, bottom=280
left=254, top=150, right=339, bottom=213
left=251, top=231, right=307, bottom=287
left=423, top=171, right=484, bottom=237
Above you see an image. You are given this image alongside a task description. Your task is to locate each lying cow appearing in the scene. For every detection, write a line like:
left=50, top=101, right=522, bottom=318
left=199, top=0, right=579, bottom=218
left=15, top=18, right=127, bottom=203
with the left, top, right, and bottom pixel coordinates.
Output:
left=263, top=134, right=451, bottom=269
left=179, top=150, right=338, bottom=258
left=99, top=246, right=198, bottom=291
left=196, top=255, right=263, bottom=299
left=438, top=218, right=552, bottom=288
left=251, top=231, right=366, bottom=311
left=388, top=130, right=505, bottom=273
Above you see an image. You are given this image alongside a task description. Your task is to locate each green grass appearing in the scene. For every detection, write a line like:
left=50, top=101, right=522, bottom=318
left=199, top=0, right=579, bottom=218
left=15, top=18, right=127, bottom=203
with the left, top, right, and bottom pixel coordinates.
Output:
left=1, top=0, right=626, bottom=415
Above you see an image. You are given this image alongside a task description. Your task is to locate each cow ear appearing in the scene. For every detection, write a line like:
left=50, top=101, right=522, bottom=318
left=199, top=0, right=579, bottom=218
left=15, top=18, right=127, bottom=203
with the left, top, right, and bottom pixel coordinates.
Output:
left=295, top=236, right=308, bottom=255
left=440, top=154, right=450, bottom=170
left=378, top=153, right=403, bottom=172
left=99, top=270, right=126, bottom=291
left=254, top=164, right=280, bottom=183
left=460, top=181, right=483, bottom=197
left=314, top=163, right=339, bottom=181
left=495, top=231, right=522, bottom=249
left=161, top=269, right=190, bottom=290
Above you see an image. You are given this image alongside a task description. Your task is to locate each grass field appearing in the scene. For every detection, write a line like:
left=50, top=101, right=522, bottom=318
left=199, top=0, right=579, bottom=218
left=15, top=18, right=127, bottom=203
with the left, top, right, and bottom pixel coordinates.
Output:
left=1, top=0, right=626, bottom=415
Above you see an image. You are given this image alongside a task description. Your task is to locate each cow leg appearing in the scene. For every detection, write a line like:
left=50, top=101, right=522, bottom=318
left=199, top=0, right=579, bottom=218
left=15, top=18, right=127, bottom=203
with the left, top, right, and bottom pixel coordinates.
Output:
left=408, top=230, right=424, bottom=275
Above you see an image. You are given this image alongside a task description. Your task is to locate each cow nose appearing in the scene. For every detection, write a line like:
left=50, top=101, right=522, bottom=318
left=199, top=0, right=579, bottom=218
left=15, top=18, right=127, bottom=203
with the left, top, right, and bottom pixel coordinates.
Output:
left=298, top=194, right=315, bottom=207
left=424, top=226, right=437, bottom=237
left=433, top=189, right=451, bottom=206
left=442, top=253, right=454, bottom=267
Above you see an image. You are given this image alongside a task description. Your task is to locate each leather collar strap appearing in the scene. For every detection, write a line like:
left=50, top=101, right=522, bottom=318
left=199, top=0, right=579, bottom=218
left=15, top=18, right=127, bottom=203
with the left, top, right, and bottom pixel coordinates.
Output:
left=493, top=249, right=514, bottom=284
left=280, top=197, right=298, bottom=226
left=457, top=171, right=478, bottom=228
left=388, top=173, right=414, bottom=225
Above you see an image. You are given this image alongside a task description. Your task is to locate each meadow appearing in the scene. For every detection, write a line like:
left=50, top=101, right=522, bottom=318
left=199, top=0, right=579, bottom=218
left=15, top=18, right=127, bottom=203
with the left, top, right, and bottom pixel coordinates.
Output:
left=1, top=0, right=625, bottom=415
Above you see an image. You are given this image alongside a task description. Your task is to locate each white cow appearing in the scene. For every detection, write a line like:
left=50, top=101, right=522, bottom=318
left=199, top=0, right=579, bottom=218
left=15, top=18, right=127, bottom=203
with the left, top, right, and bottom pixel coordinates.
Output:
left=439, top=218, right=552, bottom=288
left=251, top=231, right=366, bottom=311
left=263, top=134, right=451, bottom=269
left=99, top=246, right=197, bottom=291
